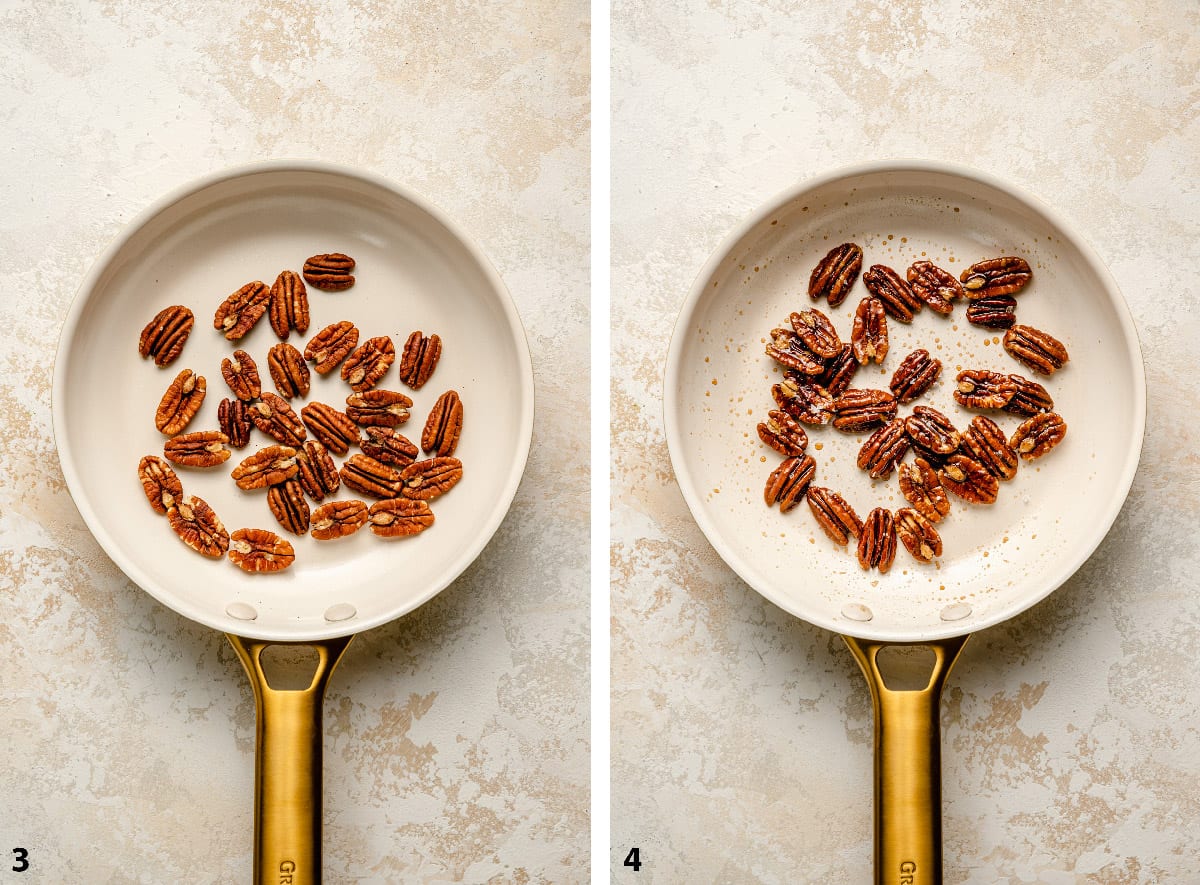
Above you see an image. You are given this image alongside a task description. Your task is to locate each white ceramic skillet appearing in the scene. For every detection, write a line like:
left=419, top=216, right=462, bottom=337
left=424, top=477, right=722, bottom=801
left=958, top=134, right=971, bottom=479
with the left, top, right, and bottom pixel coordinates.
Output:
left=664, top=160, right=1144, bottom=883
left=53, top=161, right=534, bottom=884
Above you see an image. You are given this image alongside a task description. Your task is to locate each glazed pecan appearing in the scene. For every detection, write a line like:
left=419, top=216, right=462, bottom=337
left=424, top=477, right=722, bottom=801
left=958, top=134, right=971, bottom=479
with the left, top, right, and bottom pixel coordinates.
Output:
left=345, top=389, right=413, bottom=427
left=806, top=486, right=862, bottom=545
left=138, top=305, right=194, bottom=367
left=851, top=298, right=889, bottom=364
left=789, top=309, right=842, bottom=359
left=300, top=401, right=360, bottom=456
left=966, top=295, right=1017, bottom=329
left=857, top=419, right=909, bottom=480
left=304, top=321, right=359, bottom=374
left=815, top=344, right=859, bottom=397
left=138, top=455, right=183, bottom=515
left=863, top=264, right=921, bottom=323
left=960, top=256, right=1032, bottom=298
left=808, top=242, right=862, bottom=308
left=857, top=508, right=897, bottom=573
left=757, top=409, right=809, bottom=456
left=1010, top=412, right=1067, bottom=460
left=898, top=458, right=950, bottom=524
left=831, top=388, right=897, bottom=432
left=342, top=453, right=404, bottom=498
left=766, top=327, right=824, bottom=374
left=422, top=390, right=463, bottom=457
left=310, top=500, right=369, bottom=540
left=167, top=495, right=229, bottom=558
left=302, top=252, right=355, bottom=290
left=342, top=336, right=395, bottom=391
left=213, top=281, right=271, bottom=340
left=961, top=415, right=1018, bottom=480
left=295, top=439, right=340, bottom=501
left=218, top=397, right=253, bottom=448
left=905, top=406, right=961, bottom=455
left=1005, top=373, right=1054, bottom=416
left=369, top=498, right=435, bottom=538
left=939, top=454, right=999, bottom=504
left=228, top=528, right=295, bottom=573
left=889, top=349, right=942, bottom=403
left=220, top=350, right=261, bottom=401
left=155, top=369, right=206, bottom=436
left=398, top=331, right=443, bottom=390
left=164, top=430, right=230, bottom=468
left=267, top=342, right=311, bottom=399
left=360, top=427, right=420, bottom=467
left=232, top=445, right=298, bottom=490
left=399, top=457, right=464, bottom=501
left=1003, top=324, right=1068, bottom=376
left=953, top=369, right=1016, bottom=410
left=250, top=393, right=307, bottom=446
left=763, top=454, right=816, bottom=513
left=895, top=508, right=942, bottom=563
left=906, top=261, right=962, bottom=314
left=771, top=372, right=833, bottom=425
left=268, top=270, right=310, bottom=340
left=267, top=479, right=310, bottom=535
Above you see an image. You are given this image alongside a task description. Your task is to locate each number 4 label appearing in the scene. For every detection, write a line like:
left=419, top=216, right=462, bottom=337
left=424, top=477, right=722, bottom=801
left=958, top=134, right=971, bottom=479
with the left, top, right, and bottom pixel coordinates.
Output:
left=623, top=847, right=641, bottom=871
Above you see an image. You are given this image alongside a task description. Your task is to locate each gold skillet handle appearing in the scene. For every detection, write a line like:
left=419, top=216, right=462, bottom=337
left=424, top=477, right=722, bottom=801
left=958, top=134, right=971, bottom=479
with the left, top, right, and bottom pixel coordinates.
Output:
left=843, top=634, right=969, bottom=885
left=227, top=634, right=355, bottom=885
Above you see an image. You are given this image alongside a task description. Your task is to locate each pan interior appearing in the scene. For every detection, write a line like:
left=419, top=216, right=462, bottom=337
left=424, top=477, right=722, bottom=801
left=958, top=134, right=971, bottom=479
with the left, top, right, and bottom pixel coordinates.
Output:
left=55, top=166, right=533, bottom=641
left=667, top=166, right=1144, bottom=642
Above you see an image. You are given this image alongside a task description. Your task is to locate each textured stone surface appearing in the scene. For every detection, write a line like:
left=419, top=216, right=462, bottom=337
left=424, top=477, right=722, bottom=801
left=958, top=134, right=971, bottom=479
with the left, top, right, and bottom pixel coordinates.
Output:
left=0, top=1, right=588, bottom=880
left=612, top=0, right=1198, bottom=881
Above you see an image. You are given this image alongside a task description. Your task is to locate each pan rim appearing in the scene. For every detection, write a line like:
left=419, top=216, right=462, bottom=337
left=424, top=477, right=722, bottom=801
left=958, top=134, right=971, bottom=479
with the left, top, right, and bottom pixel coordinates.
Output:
left=663, top=158, right=1146, bottom=642
left=52, top=159, right=535, bottom=641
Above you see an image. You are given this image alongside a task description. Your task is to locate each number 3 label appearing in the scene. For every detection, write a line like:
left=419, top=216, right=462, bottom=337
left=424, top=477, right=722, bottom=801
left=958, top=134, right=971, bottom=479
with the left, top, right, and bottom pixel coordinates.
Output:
left=12, top=847, right=29, bottom=872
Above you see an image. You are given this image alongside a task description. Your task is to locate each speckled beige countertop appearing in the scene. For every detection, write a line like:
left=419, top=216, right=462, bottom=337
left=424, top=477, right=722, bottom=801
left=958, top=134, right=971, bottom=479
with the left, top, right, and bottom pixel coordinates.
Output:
left=612, top=1, right=1198, bottom=882
left=0, top=2, right=588, bottom=882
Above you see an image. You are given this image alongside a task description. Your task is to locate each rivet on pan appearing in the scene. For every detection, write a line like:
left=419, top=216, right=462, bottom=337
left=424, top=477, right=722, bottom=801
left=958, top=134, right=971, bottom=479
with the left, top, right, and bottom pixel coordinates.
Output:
left=940, top=602, right=972, bottom=622
left=324, top=603, right=357, bottom=623
left=225, top=602, right=257, bottom=621
left=841, top=603, right=873, bottom=622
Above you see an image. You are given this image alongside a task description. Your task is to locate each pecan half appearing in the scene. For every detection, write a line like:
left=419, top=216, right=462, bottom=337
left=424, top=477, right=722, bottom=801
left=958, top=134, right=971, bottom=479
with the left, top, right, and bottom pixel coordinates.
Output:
left=310, top=500, right=369, bottom=540
left=806, top=486, right=862, bottom=545
left=250, top=393, right=307, bottom=446
left=808, top=242, right=862, bottom=308
left=857, top=419, right=910, bottom=480
left=815, top=344, right=860, bottom=397
left=167, top=495, right=229, bottom=558
left=889, top=349, right=942, bottom=403
left=851, top=298, right=889, bottom=364
left=939, top=454, right=999, bottom=504
left=422, top=390, right=464, bottom=457
left=213, top=281, right=271, bottom=340
left=905, top=406, right=961, bottom=456
left=300, top=401, right=360, bottom=456
left=961, top=415, right=1018, bottom=480
left=360, top=427, right=420, bottom=467
left=267, top=342, right=311, bottom=399
left=267, top=479, right=310, bottom=535
left=1010, top=412, right=1067, bottom=460
left=766, top=328, right=824, bottom=374
left=341, top=336, right=395, bottom=391
left=966, top=295, right=1017, bottom=329
left=831, top=388, right=897, bottom=432
left=220, top=350, right=261, bottom=402
left=228, top=528, right=295, bottom=573
left=164, top=430, right=230, bottom=467
left=895, top=508, right=942, bottom=563
left=218, top=398, right=253, bottom=448
left=960, top=256, right=1032, bottom=298
left=138, top=455, right=183, bottom=515
left=954, top=369, right=1017, bottom=410
left=268, top=270, right=309, bottom=340
left=302, top=253, right=355, bottom=291
left=1005, top=373, right=1054, bottom=416
left=369, top=498, right=435, bottom=538
left=763, top=454, right=816, bottom=512
left=863, top=264, right=921, bottom=323
left=295, top=439, right=340, bottom=501
left=304, top=321, right=359, bottom=374
left=906, top=261, right=962, bottom=314
left=1003, top=324, right=1068, bottom=376
left=342, top=453, right=404, bottom=498
left=345, top=389, right=413, bottom=427
left=771, top=372, right=833, bottom=425
left=400, top=457, right=464, bottom=501
left=857, top=508, right=897, bottom=572
left=155, top=369, right=206, bottom=436
left=398, top=331, right=443, bottom=390
left=789, top=309, right=842, bottom=359
left=232, top=445, right=299, bottom=490
left=139, top=305, right=194, bottom=367
left=898, top=458, right=950, bottom=523
left=757, top=409, right=809, bottom=456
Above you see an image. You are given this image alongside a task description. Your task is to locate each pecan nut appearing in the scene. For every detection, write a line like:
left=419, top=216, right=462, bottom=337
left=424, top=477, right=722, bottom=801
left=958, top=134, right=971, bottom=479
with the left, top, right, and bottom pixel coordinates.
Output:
left=218, top=397, right=253, bottom=448
left=806, top=486, right=862, bottom=545
left=906, top=261, right=962, bottom=314
left=138, top=455, right=183, bottom=515
left=1003, top=324, right=1069, bottom=375
left=771, top=372, right=833, bottom=425
left=295, top=440, right=340, bottom=501
left=139, top=305, right=194, bottom=367
left=155, top=369, right=206, bottom=436
left=302, top=252, right=355, bottom=291
left=250, top=393, right=307, bottom=446
left=310, top=500, right=369, bottom=540
left=953, top=369, right=1017, bottom=410
left=895, top=508, right=942, bottom=563
left=268, top=269, right=309, bottom=340
left=398, top=331, right=443, bottom=390
left=300, top=401, right=360, bottom=456
left=345, top=389, right=413, bottom=427
left=851, top=298, right=889, bottom=364
left=1005, top=373, right=1054, bottom=416
left=857, top=419, right=910, bottom=480
left=789, top=309, right=842, bottom=359
left=863, top=264, right=921, bottom=323
left=304, top=321, right=360, bottom=374
left=267, top=342, right=311, bottom=399
left=167, top=496, right=229, bottom=558
left=815, top=344, right=860, bottom=397
left=938, top=454, right=999, bottom=504
left=342, top=453, right=404, bottom=498
left=905, top=406, right=961, bottom=455
left=961, top=415, right=1018, bottom=480
left=898, top=458, right=950, bottom=524
left=400, top=457, right=464, bottom=501
left=857, top=508, right=897, bottom=573
left=163, top=430, right=230, bottom=467
left=960, top=256, right=1032, bottom=298
left=966, top=294, right=1017, bottom=329
left=763, top=454, right=815, bottom=512
left=267, top=479, right=311, bottom=535
left=369, top=498, right=435, bottom=538
left=757, top=409, right=809, bottom=456
left=341, top=336, right=395, bottom=391
left=422, top=390, right=463, bottom=457
left=213, top=281, right=271, bottom=340
left=232, top=445, right=299, bottom=490
left=228, top=528, right=295, bottom=573
left=360, top=427, right=420, bottom=467
left=808, top=242, right=862, bottom=308
left=220, top=350, right=262, bottom=402
left=766, top=328, right=824, bottom=374
left=1010, top=412, right=1067, bottom=460
left=889, top=349, right=942, bottom=403
left=831, top=388, right=897, bottom=432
